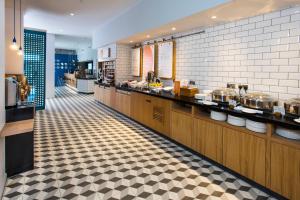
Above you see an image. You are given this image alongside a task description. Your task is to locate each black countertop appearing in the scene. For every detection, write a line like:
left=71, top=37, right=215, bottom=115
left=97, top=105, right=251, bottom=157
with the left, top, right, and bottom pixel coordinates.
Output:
left=6, top=102, right=35, bottom=123
left=94, top=82, right=114, bottom=87
left=77, top=77, right=97, bottom=80
left=115, top=86, right=300, bottom=130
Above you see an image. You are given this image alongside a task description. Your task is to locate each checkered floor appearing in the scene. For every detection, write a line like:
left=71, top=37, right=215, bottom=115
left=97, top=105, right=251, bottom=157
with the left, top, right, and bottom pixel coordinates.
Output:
left=2, top=87, right=278, bottom=200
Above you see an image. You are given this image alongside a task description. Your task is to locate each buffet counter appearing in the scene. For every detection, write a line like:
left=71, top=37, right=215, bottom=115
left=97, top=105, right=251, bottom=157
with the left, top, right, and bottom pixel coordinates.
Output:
left=115, top=86, right=300, bottom=130
left=94, top=83, right=300, bottom=200
left=77, top=78, right=96, bottom=93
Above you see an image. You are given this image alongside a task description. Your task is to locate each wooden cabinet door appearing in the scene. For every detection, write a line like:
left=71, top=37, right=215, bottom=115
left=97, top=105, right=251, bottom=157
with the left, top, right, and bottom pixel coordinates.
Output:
left=142, top=95, right=153, bottom=127
left=131, top=92, right=146, bottom=123
left=98, top=86, right=104, bottom=103
left=270, top=142, right=300, bottom=200
left=171, top=111, right=193, bottom=147
left=122, top=94, right=131, bottom=117
left=115, top=92, right=122, bottom=112
left=93, top=85, right=99, bottom=101
left=116, top=92, right=131, bottom=117
left=223, top=127, right=266, bottom=186
left=110, top=88, right=116, bottom=109
left=103, top=88, right=111, bottom=107
left=193, top=118, right=223, bottom=163
left=151, top=97, right=171, bottom=136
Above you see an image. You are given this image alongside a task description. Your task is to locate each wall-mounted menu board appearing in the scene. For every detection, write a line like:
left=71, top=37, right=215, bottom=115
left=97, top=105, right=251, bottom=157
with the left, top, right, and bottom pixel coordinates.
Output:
left=142, top=44, right=155, bottom=79
left=158, top=41, right=174, bottom=79
left=131, top=48, right=141, bottom=77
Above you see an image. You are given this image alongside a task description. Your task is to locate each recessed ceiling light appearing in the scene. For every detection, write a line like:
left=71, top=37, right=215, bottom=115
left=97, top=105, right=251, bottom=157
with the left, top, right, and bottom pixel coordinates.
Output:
left=130, top=40, right=133, bottom=43
left=70, top=13, right=75, bottom=16
left=146, top=35, right=150, bottom=38
left=211, top=16, right=217, bottom=19
left=172, top=27, right=176, bottom=31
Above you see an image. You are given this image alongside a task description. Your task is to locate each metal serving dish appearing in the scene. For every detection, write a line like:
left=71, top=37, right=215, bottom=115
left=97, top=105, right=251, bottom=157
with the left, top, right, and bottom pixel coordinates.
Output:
left=212, top=88, right=239, bottom=103
left=240, top=92, right=278, bottom=111
left=284, top=98, right=300, bottom=116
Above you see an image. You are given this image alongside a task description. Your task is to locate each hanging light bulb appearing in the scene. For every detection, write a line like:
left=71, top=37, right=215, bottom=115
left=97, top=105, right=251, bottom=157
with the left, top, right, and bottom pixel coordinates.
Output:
left=18, top=46, right=23, bottom=56
left=17, top=0, right=23, bottom=56
left=10, top=36, right=18, bottom=50
left=10, top=0, right=18, bottom=50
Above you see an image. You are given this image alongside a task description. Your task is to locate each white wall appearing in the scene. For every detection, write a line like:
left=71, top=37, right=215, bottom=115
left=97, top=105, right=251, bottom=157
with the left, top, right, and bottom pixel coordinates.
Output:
left=5, top=0, right=23, bottom=74
left=174, top=6, right=300, bottom=101
left=0, top=0, right=6, bottom=197
left=54, top=34, right=95, bottom=62
left=46, top=33, right=55, bottom=99
left=97, top=43, right=117, bottom=62
left=116, top=44, right=132, bottom=83
left=77, top=47, right=96, bottom=62
left=92, top=0, right=228, bottom=48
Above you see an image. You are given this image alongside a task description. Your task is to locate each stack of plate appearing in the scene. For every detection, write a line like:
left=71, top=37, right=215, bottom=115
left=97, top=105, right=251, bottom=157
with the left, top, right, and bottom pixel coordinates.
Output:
left=195, top=93, right=208, bottom=100
left=227, top=115, right=246, bottom=127
left=210, top=111, right=227, bottom=121
left=275, top=127, right=300, bottom=140
left=246, top=119, right=267, bottom=133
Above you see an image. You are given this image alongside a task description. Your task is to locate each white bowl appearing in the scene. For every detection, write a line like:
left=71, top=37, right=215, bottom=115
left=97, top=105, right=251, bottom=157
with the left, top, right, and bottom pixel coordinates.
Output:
left=210, top=111, right=227, bottom=121
left=275, top=127, right=300, bottom=140
left=227, top=115, right=246, bottom=127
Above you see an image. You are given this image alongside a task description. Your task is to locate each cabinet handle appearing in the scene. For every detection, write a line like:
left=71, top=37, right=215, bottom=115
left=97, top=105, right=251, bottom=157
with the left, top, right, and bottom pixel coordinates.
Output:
left=146, top=99, right=151, bottom=103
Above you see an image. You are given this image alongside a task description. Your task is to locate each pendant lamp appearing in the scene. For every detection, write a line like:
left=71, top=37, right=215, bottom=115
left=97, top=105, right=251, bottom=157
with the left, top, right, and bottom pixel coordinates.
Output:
left=18, top=0, right=23, bottom=56
left=10, top=0, right=18, bottom=50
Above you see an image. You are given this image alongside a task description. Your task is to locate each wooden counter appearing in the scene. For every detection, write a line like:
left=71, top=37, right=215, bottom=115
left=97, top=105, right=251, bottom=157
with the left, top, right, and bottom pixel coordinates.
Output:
left=94, top=84, right=300, bottom=200
left=1, top=119, right=34, bottom=137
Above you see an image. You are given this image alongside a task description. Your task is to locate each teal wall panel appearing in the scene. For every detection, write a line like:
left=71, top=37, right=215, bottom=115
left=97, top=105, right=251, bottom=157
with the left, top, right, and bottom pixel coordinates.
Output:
left=24, top=30, right=46, bottom=110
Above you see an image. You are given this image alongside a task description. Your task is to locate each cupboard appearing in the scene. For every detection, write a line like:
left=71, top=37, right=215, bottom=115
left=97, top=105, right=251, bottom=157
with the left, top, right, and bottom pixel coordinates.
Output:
left=270, top=141, right=300, bottom=200
left=130, top=92, right=171, bottom=136
left=222, top=127, right=266, bottom=186
left=115, top=90, right=131, bottom=117
left=192, top=118, right=223, bottom=163
left=171, top=110, right=193, bottom=147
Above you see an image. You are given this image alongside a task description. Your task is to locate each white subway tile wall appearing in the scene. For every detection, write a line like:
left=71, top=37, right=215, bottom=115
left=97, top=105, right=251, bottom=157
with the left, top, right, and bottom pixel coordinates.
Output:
left=116, top=44, right=132, bottom=83
left=175, top=6, right=300, bottom=100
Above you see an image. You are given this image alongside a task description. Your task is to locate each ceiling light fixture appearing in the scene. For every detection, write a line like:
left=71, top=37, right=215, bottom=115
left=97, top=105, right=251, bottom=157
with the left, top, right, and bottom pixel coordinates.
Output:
left=172, top=27, right=176, bottom=31
left=70, top=13, right=75, bottom=16
left=130, top=40, right=133, bottom=43
left=211, top=16, right=217, bottom=19
left=18, top=0, right=23, bottom=56
left=10, top=0, right=18, bottom=50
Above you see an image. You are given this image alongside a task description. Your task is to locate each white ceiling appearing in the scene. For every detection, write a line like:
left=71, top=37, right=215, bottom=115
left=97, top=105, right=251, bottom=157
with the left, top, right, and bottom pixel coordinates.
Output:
left=119, top=0, right=300, bottom=44
left=23, top=0, right=142, bottom=37
left=23, top=0, right=300, bottom=44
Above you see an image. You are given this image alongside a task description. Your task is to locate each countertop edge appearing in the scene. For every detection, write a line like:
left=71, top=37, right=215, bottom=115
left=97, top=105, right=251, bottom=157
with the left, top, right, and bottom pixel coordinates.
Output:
left=0, top=119, right=34, bottom=137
